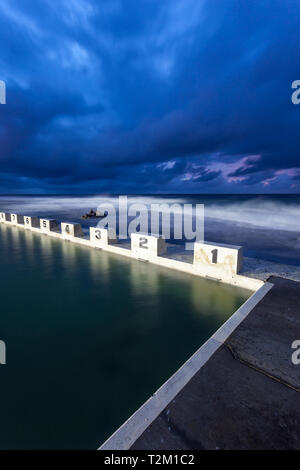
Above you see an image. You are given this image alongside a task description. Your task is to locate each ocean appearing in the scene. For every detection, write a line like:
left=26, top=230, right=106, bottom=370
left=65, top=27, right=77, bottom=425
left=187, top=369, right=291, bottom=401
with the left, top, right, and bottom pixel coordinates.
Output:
left=0, top=194, right=299, bottom=266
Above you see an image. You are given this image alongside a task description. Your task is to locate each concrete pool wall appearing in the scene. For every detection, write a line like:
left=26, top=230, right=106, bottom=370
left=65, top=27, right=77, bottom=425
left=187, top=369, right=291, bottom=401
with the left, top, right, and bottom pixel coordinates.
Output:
left=0, top=213, right=263, bottom=292
left=0, top=211, right=273, bottom=449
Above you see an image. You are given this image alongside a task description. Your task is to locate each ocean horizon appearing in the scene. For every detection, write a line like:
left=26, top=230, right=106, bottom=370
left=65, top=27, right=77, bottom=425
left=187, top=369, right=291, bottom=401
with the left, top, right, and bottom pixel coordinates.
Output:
left=0, top=194, right=299, bottom=266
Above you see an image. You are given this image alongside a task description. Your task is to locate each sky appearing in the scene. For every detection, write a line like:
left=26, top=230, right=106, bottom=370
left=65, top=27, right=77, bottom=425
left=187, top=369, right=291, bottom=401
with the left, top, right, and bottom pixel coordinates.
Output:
left=0, top=0, right=299, bottom=194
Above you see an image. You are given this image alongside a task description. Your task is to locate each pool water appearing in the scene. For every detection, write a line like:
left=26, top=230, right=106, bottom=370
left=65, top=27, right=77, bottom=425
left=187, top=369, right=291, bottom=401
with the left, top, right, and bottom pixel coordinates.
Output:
left=0, top=224, right=251, bottom=449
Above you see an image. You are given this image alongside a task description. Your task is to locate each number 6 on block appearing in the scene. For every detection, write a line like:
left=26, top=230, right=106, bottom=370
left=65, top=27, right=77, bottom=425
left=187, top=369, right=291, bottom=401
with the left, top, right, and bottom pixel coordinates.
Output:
left=24, top=216, right=40, bottom=229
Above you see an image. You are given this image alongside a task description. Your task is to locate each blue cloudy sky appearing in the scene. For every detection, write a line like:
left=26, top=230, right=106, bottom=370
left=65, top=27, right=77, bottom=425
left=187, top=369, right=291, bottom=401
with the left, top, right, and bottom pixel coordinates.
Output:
left=0, top=0, right=299, bottom=194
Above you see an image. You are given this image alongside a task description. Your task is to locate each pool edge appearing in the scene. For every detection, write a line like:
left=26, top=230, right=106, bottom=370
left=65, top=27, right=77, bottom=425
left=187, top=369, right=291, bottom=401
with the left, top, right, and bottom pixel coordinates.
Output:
left=98, top=281, right=273, bottom=450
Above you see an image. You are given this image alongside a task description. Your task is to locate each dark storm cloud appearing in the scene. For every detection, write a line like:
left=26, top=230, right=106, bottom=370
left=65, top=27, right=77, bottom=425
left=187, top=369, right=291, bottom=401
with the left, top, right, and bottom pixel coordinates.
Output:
left=0, top=0, right=299, bottom=193
left=193, top=170, right=221, bottom=183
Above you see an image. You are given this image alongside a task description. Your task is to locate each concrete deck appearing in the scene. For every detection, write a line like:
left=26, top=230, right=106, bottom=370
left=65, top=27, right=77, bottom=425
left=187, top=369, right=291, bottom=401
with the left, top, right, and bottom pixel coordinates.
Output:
left=129, top=276, right=300, bottom=450
left=243, top=257, right=300, bottom=283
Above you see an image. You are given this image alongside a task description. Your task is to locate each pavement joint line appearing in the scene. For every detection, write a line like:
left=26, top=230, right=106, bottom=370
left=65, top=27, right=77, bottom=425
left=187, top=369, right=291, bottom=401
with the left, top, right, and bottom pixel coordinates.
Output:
left=225, top=343, right=300, bottom=393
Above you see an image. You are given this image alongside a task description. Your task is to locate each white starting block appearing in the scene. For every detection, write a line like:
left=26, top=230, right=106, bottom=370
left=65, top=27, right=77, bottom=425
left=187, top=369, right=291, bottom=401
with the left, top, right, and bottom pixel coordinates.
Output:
left=193, top=241, right=243, bottom=275
left=61, top=222, right=84, bottom=239
left=24, top=216, right=40, bottom=229
left=10, top=214, right=24, bottom=225
left=90, top=227, right=117, bottom=247
left=0, top=212, right=10, bottom=223
left=131, top=233, right=167, bottom=260
left=40, top=218, right=59, bottom=233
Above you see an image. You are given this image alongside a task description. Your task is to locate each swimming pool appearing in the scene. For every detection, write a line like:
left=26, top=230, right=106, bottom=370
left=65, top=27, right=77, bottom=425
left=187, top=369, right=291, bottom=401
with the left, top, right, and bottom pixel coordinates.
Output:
left=0, top=224, right=250, bottom=449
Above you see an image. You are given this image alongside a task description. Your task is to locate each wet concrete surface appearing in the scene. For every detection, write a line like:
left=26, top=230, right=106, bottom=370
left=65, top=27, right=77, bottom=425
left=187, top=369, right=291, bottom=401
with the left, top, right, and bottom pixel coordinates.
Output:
left=131, top=277, right=300, bottom=450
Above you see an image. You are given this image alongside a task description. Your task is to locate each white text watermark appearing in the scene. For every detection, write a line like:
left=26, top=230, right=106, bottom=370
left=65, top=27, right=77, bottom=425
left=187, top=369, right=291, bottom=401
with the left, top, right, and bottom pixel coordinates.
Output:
left=0, top=340, right=6, bottom=365
left=96, top=196, right=204, bottom=250
left=291, top=80, right=300, bottom=105
left=291, top=340, right=300, bottom=365
left=0, top=80, right=6, bottom=104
